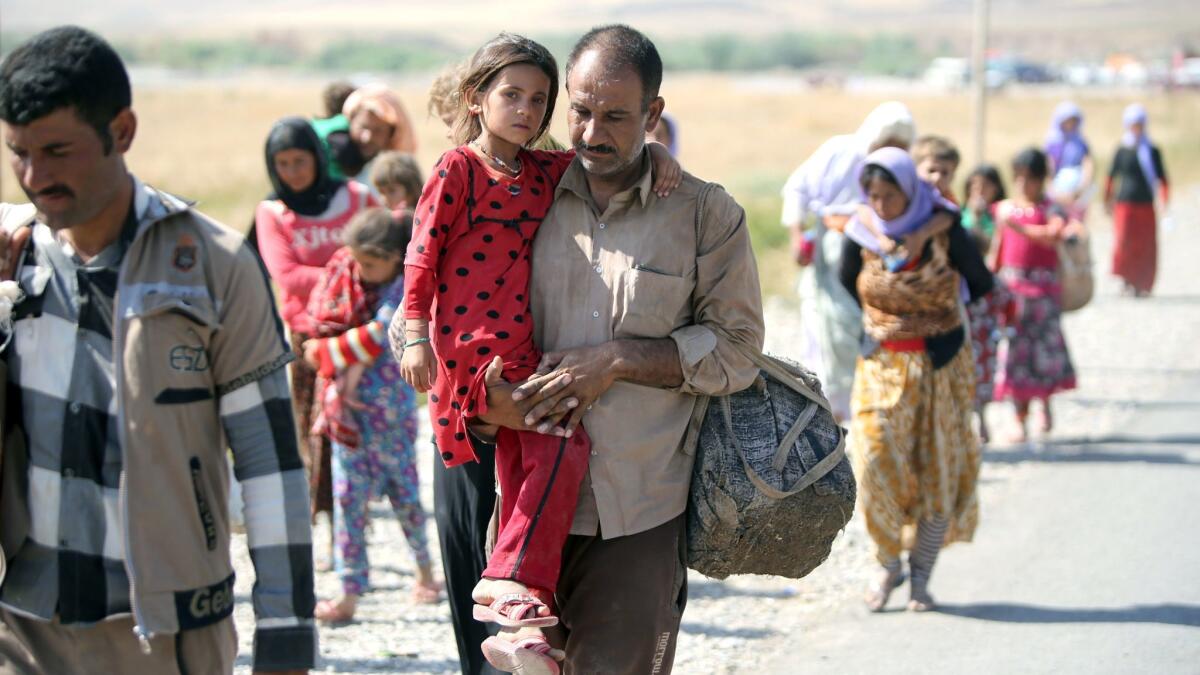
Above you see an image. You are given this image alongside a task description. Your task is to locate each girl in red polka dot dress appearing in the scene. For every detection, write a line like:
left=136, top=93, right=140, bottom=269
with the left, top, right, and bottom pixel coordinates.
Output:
left=398, top=33, right=679, bottom=667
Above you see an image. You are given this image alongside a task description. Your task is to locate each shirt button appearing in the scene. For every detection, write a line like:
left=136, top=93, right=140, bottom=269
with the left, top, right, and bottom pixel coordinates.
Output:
left=594, top=265, right=602, bottom=274
left=598, top=222, right=606, bottom=230
left=592, top=311, right=600, bottom=318
left=69, top=402, right=81, bottom=414
left=590, top=450, right=598, bottom=456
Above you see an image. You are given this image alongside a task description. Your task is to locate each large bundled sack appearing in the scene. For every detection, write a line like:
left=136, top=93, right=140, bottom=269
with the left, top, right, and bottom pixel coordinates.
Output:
left=1058, top=230, right=1094, bottom=312
left=685, top=348, right=855, bottom=580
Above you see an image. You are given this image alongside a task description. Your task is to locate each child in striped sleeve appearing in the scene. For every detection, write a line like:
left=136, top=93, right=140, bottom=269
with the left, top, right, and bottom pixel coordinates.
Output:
left=303, top=207, right=442, bottom=621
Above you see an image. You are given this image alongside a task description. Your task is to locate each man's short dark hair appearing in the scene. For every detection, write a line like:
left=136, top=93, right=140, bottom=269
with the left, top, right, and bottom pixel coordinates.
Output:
left=567, top=24, right=662, bottom=110
left=0, top=26, right=131, bottom=153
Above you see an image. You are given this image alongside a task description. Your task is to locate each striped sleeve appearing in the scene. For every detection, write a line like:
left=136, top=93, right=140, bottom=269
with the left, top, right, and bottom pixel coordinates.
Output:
left=315, top=276, right=405, bottom=377
left=220, top=368, right=316, bottom=671
left=314, top=322, right=387, bottom=377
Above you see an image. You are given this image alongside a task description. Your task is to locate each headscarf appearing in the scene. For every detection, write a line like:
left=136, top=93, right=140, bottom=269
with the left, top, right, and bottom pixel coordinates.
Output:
left=1121, top=103, right=1159, bottom=193
left=781, top=101, right=916, bottom=225
left=657, top=112, right=680, bottom=156
left=854, top=101, right=916, bottom=155
left=846, top=146, right=958, bottom=254
left=264, top=117, right=344, bottom=216
left=342, top=84, right=418, bottom=154
left=1044, top=101, right=1089, bottom=172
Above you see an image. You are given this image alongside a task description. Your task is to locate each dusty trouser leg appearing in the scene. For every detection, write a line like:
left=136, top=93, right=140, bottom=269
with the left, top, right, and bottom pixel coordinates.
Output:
left=547, top=514, right=688, bottom=675
left=908, top=515, right=949, bottom=611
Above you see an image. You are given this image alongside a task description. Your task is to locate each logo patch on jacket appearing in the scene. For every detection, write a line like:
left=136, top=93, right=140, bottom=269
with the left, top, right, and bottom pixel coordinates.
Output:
left=172, top=234, right=198, bottom=272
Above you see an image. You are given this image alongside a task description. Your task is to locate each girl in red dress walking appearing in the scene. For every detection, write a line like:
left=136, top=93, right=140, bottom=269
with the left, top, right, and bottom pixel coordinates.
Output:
left=398, top=33, right=679, bottom=672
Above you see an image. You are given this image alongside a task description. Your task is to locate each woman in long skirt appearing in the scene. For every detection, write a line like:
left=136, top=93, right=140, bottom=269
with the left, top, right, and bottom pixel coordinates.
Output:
left=1105, top=104, right=1169, bottom=297
left=841, top=147, right=993, bottom=612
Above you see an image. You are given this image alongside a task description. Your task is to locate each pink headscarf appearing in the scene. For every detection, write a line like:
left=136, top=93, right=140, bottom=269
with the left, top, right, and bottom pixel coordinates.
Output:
left=342, top=84, right=418, bottom=154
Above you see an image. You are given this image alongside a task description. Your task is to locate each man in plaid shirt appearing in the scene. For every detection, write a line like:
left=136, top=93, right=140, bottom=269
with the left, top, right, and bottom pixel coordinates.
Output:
left=0, top=27, right=314, bottom=673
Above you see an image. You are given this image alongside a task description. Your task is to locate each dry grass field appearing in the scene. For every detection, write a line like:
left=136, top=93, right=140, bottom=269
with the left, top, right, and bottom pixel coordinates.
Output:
left=2, top=73, right=1197, bottom=296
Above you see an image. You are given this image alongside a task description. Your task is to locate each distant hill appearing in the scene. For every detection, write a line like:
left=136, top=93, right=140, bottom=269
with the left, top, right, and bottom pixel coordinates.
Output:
left=1, top=0, right=1195, bottom=58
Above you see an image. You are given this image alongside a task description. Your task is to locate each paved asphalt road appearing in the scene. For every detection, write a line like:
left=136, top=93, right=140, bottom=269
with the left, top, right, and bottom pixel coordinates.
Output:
left=766, top=205, right=1200, bottom=675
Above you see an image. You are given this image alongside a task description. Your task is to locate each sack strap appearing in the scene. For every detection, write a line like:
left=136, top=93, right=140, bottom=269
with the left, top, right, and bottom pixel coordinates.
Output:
left=683, top=182, right=847, bottom=498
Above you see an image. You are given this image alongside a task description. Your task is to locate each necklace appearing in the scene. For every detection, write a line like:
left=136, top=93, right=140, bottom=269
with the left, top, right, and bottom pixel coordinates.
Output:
left=471, top=140, right=522, bottom=175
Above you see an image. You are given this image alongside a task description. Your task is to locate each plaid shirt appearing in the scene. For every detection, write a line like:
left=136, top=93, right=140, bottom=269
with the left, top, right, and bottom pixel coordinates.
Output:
left=0, top=184, right=314, bottom=670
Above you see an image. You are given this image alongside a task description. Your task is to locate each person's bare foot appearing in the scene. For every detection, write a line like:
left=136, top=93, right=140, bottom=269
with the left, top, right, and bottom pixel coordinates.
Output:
left=473, top=578, right=537, bottom=606
left=315, top=593, right=359, bottom=623
left=1004, top=422, right=1027, bottom=445
left=864, top=566, right=906, bottom=612
left=1038, top=403, right=1053, bottom=433
left=977, top=414, right=991, bottom=445
left=412, top=578, right=443, bottom=604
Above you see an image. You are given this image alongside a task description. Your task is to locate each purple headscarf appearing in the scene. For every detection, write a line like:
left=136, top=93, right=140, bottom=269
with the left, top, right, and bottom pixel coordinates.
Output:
left=846, top=146, right=958, bottom=254
left=1044, top=101, right=1089, bottom=173
left=1121, top=103, right=1159, bottom=194
left=656, top=112, right=680, bottom=157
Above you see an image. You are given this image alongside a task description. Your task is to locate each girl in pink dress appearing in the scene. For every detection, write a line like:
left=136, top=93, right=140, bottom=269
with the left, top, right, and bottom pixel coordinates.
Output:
left=992, top=148, right=1077, bottom=442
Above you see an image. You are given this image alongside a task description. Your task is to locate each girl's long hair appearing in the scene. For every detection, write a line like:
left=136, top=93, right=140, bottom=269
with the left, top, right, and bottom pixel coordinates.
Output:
left=962, top=163, right=1007, bottom=205
left=452, top=33, right=559, bottom=147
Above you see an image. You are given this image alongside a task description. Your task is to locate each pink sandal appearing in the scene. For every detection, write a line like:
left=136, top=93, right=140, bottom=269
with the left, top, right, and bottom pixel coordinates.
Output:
left=472, top=594, right=558, bottom=628
left=481, top=635, right=560, bottom=675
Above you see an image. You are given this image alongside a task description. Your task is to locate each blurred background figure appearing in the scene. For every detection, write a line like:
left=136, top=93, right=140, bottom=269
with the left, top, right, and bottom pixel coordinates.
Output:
left=960, top=164, right=1010, bottom=444
left=780, top=101, right=916, bottom=422
left=1105, top=103, right=1170, bottom=297
left=646, top=110, right=679, bottom=156
left=369, top=151, right=425, bottom=212
left=255, top=117, right=378, bottom=562
left=992, top=148, right=1078, bottom=442
left=344, top=84, right=419, bottom=193
left=1044, top=101, right=1096, bottom=222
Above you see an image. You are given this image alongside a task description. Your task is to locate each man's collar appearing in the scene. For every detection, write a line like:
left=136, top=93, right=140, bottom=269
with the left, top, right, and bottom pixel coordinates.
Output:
left=555, top=148, right=654, bottom=209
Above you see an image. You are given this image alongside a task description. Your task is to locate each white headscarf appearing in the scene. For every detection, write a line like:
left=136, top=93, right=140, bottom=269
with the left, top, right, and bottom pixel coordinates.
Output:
left=781, top=101, right=916, bottom=225
left=854, top=101, right=917, bottom=155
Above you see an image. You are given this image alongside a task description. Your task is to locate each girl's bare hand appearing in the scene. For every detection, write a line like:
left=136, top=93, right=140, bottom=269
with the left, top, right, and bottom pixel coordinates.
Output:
left=401, top=343, right=437, bottom=393
left=647, top=141, right=682, bottom=197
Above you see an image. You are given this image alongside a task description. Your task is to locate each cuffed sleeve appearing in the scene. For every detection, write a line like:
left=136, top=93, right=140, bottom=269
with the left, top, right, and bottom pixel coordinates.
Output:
left=402, top=264, right=436, bottom=319
left=675, top=186, right=765, bottom=396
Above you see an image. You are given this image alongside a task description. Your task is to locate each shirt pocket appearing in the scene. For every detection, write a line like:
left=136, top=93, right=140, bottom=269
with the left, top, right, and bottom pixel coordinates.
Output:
left=615, top=266, right=693, bottom=339
left=126, top=293, right=219, bottom=401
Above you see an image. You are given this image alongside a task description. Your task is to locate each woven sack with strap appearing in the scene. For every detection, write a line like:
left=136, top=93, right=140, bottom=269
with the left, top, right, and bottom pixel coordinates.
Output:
left=683, top=184, right=855, bottom=580
left=1058, top=230, right=1093, bottom=312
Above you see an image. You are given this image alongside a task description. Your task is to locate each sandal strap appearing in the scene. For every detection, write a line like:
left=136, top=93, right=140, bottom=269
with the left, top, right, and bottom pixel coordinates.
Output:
left=514, top=636, right=552, bottom=655
left=490, top=593, right=547, bottom=621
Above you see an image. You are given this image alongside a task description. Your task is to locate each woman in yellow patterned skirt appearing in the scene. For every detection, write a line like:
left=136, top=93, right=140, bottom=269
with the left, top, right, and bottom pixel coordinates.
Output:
left=839, top=147, right=994, bottom=612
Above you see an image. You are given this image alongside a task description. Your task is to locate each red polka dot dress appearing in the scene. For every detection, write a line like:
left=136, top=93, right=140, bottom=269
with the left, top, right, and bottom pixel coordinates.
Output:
left=403, top=146, right=590, bottom=592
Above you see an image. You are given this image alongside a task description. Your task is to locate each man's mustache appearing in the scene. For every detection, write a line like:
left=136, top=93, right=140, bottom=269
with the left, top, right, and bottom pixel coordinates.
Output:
left=575, top=142, right=616, bottom=155
left=36, top=185, right=74, bottom=199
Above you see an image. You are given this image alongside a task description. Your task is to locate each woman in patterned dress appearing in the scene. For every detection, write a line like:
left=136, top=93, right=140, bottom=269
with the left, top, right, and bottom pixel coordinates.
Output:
left=840, top=147, right=993, bottom=612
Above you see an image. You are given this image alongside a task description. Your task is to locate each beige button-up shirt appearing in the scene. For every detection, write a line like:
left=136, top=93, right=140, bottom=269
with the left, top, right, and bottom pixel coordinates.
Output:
left=530, top=152, right=765, bottom=539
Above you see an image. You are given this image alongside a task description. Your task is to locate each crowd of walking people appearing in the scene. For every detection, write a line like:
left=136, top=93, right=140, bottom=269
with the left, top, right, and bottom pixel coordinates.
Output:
left=784, top=96, right=1170, bottom=614
left=0, top=20, right=1172, bottom=675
